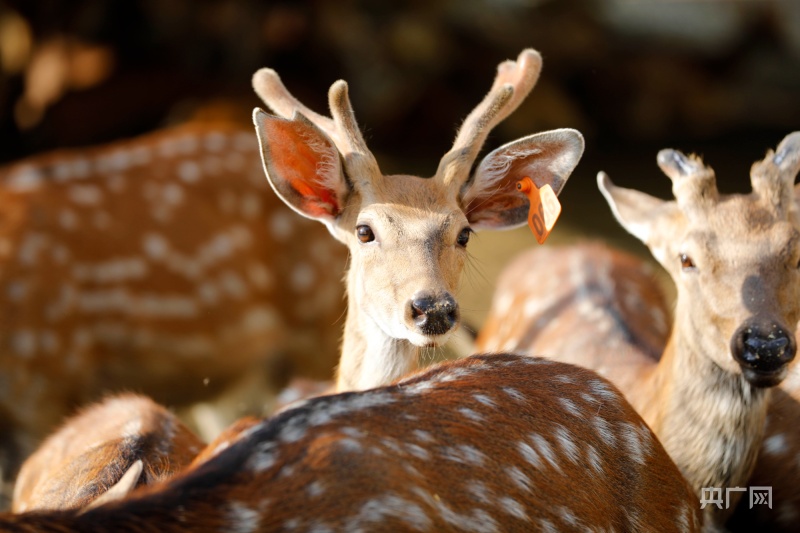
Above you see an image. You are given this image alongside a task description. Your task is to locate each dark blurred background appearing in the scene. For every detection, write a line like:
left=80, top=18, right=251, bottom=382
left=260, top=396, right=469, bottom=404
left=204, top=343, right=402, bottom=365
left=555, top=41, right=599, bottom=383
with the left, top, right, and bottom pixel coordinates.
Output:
left=0, top=0, right=798, bottom=321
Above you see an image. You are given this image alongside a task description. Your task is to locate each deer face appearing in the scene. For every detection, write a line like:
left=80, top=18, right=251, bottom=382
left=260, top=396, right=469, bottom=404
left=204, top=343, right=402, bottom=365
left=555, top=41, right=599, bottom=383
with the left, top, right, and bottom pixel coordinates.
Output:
left=600, top=132, right=800, bottom=387
left=251, top=50, right=584, bottom=352
left=334, top=177, right=469, bottom=347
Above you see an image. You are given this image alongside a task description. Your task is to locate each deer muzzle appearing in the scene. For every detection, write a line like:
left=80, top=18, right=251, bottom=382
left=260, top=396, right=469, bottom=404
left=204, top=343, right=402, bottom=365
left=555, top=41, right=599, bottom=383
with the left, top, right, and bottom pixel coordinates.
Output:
left=408, top=292, right=459, bottom=338
left=731, top=319, right=796, bottom=387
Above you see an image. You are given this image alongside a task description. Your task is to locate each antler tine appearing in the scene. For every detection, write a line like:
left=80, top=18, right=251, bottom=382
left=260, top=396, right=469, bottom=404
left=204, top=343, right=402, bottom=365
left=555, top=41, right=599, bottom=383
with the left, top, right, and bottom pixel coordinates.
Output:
left=252, top=68, right=340, bottom=146
left=750, top=131, right=800, bottom=218
left=328, top=79, right=381, bottom=182
left=657, top=149, right=718, bottom=215
left=437, top=49, right=543, bottom=188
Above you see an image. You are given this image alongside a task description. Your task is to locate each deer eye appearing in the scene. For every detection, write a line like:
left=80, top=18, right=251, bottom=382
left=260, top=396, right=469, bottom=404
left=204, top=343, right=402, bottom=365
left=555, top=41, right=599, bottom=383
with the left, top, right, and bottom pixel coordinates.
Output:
left=456, top=228, right=472, bottom=248
left=356, top=225, right=375, bottom=244
left=680, top=253, right=696, bottom=271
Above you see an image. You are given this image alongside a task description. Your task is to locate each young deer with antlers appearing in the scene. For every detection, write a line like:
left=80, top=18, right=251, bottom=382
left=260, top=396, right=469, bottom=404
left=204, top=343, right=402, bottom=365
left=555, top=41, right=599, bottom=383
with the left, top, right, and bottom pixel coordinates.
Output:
left=251, top=48, right=583, bottom=392
left=0, top=121, right=347, bottom=482
left=0, top=354, right=702, bottom=531
left=477, top=133, right=800, bottom=529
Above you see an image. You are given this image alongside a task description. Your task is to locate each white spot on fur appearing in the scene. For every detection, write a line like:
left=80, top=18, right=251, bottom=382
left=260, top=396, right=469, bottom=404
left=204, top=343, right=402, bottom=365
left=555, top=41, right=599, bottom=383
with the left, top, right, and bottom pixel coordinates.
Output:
left=517, top=441, right=541, bottom=469
left=559, top=397, right=582, bottom=418
left=247, top=262, right=273, bottom=290
left=458, top=407, right=485, bottom=423
left=249, top=441, right=278, bottom=471
left=585, top=444, right=603, bottom=474
left=196, top=282, right=218, bottom=305
left=241, top=193, right=261, bottom=219
left=592, top=416, right=616, bottom=447
left=413, top=429, right=434, bottom=443
left=162, top=183, right=184, bottom=206
left=178, top=160, right=201, bottom=183
left=763, top=433, right=788, bottom=456
left=270, top=211, right=294, bottom=241
left=68, top=185, right=103, bottom=205
left=220, top=271, right=247, bottom=299
left=554, top=426, right=580, bottom=464
left=473, top=393, right=496, bottom=409
left=7, top=165, right=43, bottom=190
left=7, top=281, right=26, bottom=301
left=503, top=387, right=526, bottom=403
left=18, top=233, right=48, bottom=265
left=12, top=330, right=36, bottom=358
left=530, top=433, right=560, bottom=472
left=227, top=501, right=261, bottom=533
left=346, top=494, right=432, bottom=532
left=588, top=379, right=618, bottom=402
left=290, top=263, right=315, bottom=292
left=143, top=233, right=169, bottom=260
left=620, top=422, right=646, bottom=465
left=507, top=465, right=533, bottom=493
left=204, top=132, right=226, bottom=152
left=307, top=481, right=325, bottom=498
left=500, top=496, right=529, bottom=521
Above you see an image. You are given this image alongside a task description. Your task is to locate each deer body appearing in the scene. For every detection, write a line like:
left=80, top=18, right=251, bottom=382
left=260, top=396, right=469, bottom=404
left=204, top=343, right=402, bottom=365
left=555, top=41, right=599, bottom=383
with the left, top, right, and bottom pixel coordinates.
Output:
left=12, top=394, right=203, bottom=512
left=477, top=133, right=800, bottom=529
left=0, top=353, right=702, bottom=532
left=0, top=122, right=347, bottom=478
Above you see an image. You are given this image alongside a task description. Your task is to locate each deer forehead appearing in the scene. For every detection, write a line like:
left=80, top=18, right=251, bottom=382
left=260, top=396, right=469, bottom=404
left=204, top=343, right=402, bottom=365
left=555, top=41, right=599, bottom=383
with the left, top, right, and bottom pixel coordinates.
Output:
left=361, top=174, right=460, bottom=212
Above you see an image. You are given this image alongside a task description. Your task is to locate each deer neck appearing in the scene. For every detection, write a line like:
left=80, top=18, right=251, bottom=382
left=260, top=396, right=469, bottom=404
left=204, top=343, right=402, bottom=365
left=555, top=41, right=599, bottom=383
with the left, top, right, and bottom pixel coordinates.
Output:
left=335, top=277, right=420, bottom=392
left=646, top=301, right=770, bottom=518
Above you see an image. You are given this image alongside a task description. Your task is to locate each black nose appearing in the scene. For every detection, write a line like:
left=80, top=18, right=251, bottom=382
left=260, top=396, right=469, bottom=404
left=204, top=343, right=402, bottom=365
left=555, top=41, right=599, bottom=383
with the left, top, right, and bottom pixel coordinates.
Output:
left=731, top=321, right=796, bottom=387
left=409, top=292, right=458, bottom=336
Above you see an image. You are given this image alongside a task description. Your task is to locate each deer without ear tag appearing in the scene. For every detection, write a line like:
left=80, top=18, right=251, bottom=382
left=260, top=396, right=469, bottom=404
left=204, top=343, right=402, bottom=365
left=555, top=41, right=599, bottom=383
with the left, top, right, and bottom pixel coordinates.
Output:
left=516, top=177, right=561, bottom=244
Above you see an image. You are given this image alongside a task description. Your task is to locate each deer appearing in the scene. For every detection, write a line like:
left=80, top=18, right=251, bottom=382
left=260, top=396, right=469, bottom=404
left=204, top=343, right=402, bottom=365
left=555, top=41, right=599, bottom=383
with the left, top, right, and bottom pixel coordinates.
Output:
left=0, top=353, right=703, bottom=531
left=0, top=120, right=348, bottom=484
left=11, top=394, right=204, bottom=513
left=476, top=132, right=800, bottom=530
left=250, top=48, right=584, bottom=394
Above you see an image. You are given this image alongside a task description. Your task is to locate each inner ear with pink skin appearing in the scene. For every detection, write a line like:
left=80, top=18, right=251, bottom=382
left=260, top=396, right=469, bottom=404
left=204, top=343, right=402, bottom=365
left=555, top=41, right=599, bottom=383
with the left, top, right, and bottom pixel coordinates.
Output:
left=253, top=109, right=349, bottom=224
left=461, top=129, right=584, bottom=230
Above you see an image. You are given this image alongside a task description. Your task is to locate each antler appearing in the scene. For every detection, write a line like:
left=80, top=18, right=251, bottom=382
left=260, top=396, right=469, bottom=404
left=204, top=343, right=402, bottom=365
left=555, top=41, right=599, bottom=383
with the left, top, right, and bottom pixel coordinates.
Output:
left=252, top=69, right=380, bottom=191
left=657, top=149, right=718, bottom=218
left=750, top=131, right=800, bottom=218
left=436, top=49, right=542, bottom=190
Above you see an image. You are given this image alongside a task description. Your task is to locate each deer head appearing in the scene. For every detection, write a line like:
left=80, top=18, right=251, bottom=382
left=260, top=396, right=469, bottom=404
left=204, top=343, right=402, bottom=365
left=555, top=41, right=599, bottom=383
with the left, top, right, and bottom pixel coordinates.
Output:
left=599, top=132, right=800, bottom=388
left=252, top=49, right=584, bottom=390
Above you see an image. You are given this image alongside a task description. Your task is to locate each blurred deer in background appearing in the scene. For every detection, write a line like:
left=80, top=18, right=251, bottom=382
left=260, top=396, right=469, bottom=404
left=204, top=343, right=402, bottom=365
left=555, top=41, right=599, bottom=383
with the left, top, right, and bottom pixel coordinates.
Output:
left=12, top=394, right=203, bottom=513
left=477, top=132, right=800, bottom=529
left=0, top=121, right=348, bottom=484
left=252, top=48, right=583, bottom=393
left=0, top=353, right=703, bottom=532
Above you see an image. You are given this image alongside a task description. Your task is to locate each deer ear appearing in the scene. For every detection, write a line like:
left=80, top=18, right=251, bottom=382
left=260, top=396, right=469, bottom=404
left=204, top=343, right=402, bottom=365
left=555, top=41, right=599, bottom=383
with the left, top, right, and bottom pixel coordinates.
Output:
left=597, top=171, right=683, bottom=252
left=253, top=108, right=348, bottom=224
left=463, top=129, right=584, bottom=230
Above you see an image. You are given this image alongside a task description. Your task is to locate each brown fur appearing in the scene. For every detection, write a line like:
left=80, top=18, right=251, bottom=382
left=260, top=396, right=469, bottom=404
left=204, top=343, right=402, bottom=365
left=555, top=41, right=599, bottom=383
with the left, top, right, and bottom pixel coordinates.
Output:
left=0, top=122, right=348, bottom=477
left=12, top=394, right=203, bottom=512
left=0, top=354, right=702, bottom=532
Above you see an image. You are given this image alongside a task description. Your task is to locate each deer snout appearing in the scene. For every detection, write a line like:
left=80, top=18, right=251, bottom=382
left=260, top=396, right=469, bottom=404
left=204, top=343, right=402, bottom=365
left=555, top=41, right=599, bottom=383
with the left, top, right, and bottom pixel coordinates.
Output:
left=409, top=292, right=459, bottom=337
left=731, top=320, right=796, bottom=387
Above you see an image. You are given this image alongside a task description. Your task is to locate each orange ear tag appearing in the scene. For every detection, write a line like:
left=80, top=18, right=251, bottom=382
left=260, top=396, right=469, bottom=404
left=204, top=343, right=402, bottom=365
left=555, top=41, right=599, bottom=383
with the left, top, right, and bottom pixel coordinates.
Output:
left=516, top=177, right=561, bottom=245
